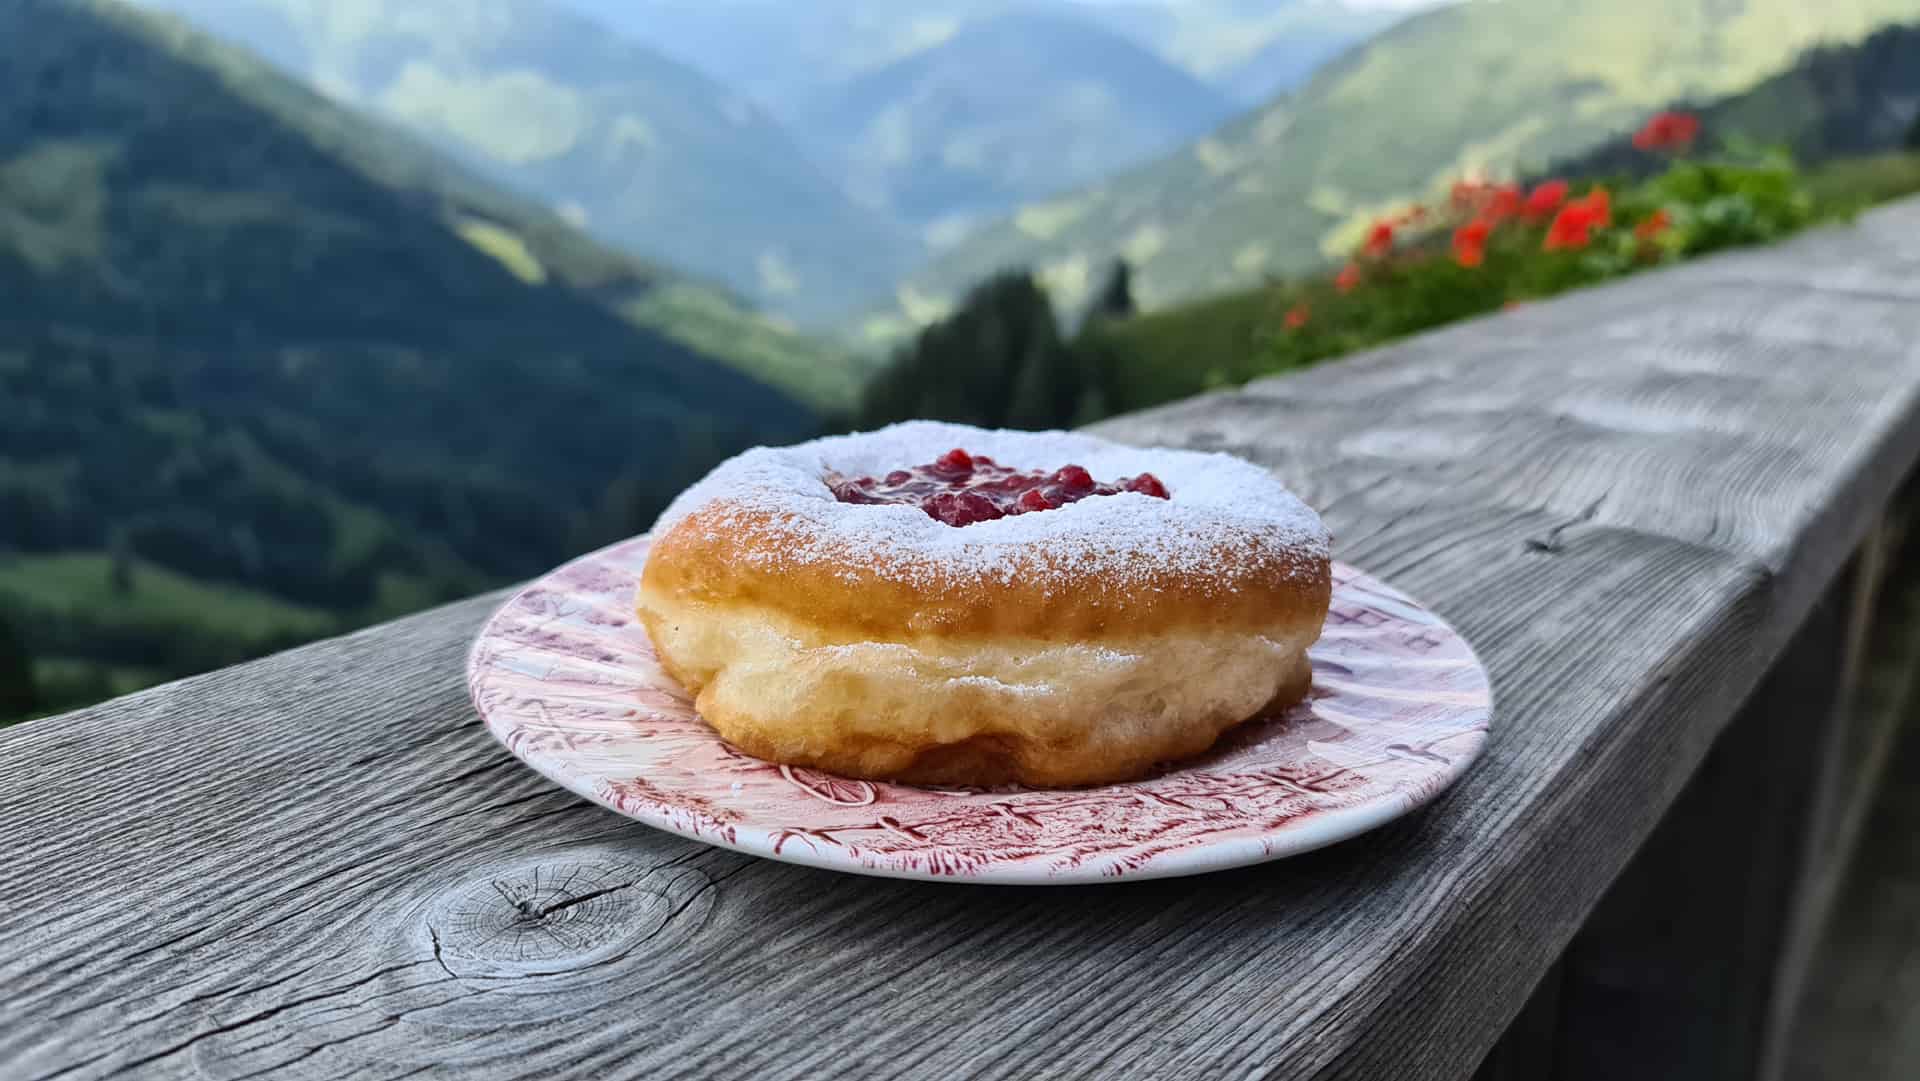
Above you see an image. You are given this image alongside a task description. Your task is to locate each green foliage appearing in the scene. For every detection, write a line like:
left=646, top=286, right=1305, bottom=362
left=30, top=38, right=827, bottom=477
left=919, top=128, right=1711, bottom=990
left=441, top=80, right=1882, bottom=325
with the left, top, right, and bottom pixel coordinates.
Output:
left=26, top=657, right=162, bottom=718
left=0, top=552, right=336, bottom=658
left=1637, top=157, right=1814, bottom=254
left=620, top=284, right=879, bottom=412
left=1806, top=151, right=1920, bottom=210
left=107, top=534, right=134, bottom=596
left=454, top=217, right=548, bottom=284
left=0, top=549, right=338, bottom=723
left=856, top=272, right=1108, bottom=431
left=1084, top=148, right=1906, bottom=412
left=0, top=616, right=37, bottom=722
left=1084, top=259, right=1137, bottom=326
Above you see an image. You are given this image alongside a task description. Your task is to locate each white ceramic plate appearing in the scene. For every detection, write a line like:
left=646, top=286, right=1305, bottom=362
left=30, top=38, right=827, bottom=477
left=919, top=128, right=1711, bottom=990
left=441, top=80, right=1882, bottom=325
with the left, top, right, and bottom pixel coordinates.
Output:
left=469, top=536, right=1491, bottom=884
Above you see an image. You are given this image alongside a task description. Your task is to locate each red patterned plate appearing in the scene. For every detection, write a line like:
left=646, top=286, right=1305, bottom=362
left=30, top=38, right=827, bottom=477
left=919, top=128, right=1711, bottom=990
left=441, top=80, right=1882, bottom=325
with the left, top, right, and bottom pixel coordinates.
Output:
left=469, top=537, right=1491, bottom=884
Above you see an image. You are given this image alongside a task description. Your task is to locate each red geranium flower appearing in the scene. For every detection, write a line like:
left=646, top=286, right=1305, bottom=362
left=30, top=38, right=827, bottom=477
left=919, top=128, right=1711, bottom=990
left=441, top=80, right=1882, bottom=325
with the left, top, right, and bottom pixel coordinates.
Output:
left=1452, top=219, right=1492, bottom=268
left=1485, top=184, right=1523, bottom=223
left=1284, top=304, right=1311, bottom=330
left=1543, top=186, right=1613, bottom=251
left=1524, top=180, right=1569, bottom=220
left=1580, top=186, right=1612, bottom=228
left=1632, top=111, right=1700, bottom=153
left=1362, top=221, right=1395, bottom=259
left=1544, top=211, right=1590, bottom=251
left=1335, top=263, right=1363, bottom=293
left=1634, top=208, right=1672, bottom=242
left=1450, top=180, right=1521, bottom=223
left=1544, top=185, right=1613, bottom=250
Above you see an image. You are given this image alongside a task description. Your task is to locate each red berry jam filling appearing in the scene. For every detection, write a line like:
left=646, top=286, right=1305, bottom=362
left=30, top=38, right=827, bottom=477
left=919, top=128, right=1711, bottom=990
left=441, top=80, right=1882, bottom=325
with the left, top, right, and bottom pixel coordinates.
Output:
left=829, top=447, right=1170, bottom=527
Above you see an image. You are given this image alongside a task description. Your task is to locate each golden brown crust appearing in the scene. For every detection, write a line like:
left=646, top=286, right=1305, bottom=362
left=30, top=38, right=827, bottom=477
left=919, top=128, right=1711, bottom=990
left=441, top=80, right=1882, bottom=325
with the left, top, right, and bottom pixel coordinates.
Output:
left=642, top=504, right=1331, bottom=642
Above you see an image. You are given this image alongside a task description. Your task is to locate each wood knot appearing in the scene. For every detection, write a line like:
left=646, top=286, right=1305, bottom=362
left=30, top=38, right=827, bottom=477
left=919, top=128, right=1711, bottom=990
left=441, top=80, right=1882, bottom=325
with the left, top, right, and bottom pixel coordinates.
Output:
left=420, top=847, right=711, bottom=978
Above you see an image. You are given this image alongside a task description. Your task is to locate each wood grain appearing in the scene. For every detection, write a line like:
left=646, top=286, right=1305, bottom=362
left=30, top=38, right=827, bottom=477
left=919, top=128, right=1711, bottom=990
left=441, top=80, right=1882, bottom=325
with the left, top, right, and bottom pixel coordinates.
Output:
left=5, top=198, right=1920, bottom=1080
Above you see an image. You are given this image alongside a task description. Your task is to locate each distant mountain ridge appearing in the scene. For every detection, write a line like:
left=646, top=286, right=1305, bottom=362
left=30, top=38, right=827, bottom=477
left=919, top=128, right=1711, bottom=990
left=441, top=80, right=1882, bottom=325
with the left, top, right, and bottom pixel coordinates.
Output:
left=1074, top=0, right=1409, bottom=105
left=132, top=0, right=920, bottom=322
left=548, top=0, right=1402, bottom=248
left=869, top=0, right=1920, bottom=338
left=805, top=9, right=1235, bottom=239
left=557, top=0, right=1405, bottom=110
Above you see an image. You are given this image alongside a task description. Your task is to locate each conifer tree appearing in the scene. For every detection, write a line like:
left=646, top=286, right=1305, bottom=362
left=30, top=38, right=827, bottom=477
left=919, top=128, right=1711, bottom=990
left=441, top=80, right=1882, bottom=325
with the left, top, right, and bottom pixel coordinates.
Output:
left=0, top=616, right=38, bottom=723
left=856, top=270, right=1080, bottom=431
left=1085, top=258, right=1136, bottom=325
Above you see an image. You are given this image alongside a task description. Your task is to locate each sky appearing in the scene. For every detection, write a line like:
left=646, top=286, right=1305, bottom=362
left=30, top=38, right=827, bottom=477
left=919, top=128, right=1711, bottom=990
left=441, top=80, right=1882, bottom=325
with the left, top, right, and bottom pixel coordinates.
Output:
left=1067, top=0, right=1443, bottom=7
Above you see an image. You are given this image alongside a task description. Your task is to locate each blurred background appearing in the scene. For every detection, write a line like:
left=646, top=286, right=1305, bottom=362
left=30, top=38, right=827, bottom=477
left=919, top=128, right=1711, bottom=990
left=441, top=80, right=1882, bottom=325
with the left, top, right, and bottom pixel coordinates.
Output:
left=3, top=0, right=1919, bottom=727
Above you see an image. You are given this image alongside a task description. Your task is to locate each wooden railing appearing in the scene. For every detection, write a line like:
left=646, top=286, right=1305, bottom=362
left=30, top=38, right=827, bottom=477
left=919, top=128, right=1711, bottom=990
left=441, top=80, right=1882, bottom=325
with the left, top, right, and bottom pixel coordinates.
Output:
left=4, top=197, right=1919, bottom=1081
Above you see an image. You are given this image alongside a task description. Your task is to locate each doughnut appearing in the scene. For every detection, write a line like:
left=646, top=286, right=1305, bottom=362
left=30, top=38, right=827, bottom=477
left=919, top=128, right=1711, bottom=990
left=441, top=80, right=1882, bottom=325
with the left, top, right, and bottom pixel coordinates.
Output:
left=637, top=421, right=1332, bottom=787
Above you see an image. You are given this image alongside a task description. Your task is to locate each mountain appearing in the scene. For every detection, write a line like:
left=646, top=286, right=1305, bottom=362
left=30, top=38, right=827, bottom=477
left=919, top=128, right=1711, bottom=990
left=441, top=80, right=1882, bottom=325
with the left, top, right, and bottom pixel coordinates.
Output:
left=1075, top=0, right=1411, bottom=105
left=108, top=2, right=862, bottom=407
left=97, top=3, right=875, bottom=405
left=0, top=0, right=816, bottom=711
left=130, top=0, right=920, bottom=323
left=803, top=10, right=1235, bottom=241
left=867, top=0, right=1920, bottom=338
left=557, top=1, right=1405, bottom=112
left=1210, top=16, right=1391, bottom=106
left=543, top=0, right=1398, bottom=249
left=1548, top=22, right=1920, bottom=180
left=554, top=0, right=1018, bottom=120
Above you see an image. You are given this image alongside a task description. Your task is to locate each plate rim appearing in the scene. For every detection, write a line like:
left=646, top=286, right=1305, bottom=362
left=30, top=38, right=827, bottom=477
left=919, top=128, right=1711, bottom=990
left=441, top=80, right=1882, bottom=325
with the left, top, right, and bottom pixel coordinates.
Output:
left=468, top=536, right=1493, bottom=885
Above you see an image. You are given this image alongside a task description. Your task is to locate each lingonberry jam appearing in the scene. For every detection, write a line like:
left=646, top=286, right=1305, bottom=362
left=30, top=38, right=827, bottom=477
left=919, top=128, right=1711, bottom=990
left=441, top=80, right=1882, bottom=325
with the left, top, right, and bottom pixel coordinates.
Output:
left=829, top=447, right=1169, bottom=527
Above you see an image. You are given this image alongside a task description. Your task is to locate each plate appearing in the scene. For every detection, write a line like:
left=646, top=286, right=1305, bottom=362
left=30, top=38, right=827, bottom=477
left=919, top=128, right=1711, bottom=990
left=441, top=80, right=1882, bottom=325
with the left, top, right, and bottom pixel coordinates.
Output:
left=469, top=536, right=1491, bottom=884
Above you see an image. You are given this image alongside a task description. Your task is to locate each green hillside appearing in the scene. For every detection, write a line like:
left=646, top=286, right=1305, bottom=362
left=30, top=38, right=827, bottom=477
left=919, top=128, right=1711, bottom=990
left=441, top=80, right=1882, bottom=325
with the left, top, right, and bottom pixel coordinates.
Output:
left=109, top=0, right=868, bottom=408
left=134, top=0, right=920, bottom=323
left=0, top=0, right=818, bottom=718
left=804, top=9, right=1234, bottom=239
left=1549, top=22, right=1920, bottom=182
left=0, top=554, right=339, bottom=685
left=870, top=0, right=1920, bottom=341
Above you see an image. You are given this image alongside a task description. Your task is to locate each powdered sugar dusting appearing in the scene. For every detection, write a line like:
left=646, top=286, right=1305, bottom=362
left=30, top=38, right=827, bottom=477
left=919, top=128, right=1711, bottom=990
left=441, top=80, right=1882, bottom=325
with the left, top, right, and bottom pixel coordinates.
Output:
left=652, top=421, right=1330, bottom=590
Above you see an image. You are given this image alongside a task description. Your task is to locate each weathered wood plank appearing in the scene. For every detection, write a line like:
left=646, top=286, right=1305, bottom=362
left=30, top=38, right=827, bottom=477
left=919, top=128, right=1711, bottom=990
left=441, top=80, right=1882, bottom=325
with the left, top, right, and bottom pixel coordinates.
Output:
left=4, top=198, right=1920, bottom=1080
